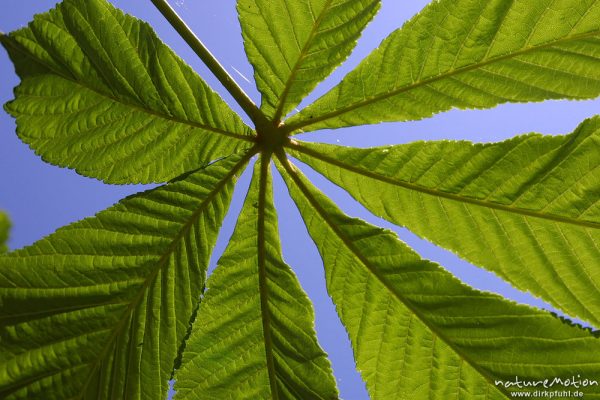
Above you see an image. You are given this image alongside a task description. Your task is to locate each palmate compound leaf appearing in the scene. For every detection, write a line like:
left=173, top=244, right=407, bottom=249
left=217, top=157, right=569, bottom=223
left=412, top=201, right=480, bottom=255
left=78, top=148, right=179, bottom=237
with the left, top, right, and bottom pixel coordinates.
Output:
left=288, top=116, right=600, bottom=328
left=0, top=153, right=250, bottom=400
left=238, top=0, right=381, bottom=121
left=277, top=157, right=600, bottom=400
left=286, top=0, right=600, bottom=132
left=0, top=212, right=10, bottom=254
left=0, top=0, right=254, bottom=184
left=3, top=1, right=600, bottom=399
left=175, top=158, right=338, bottom=400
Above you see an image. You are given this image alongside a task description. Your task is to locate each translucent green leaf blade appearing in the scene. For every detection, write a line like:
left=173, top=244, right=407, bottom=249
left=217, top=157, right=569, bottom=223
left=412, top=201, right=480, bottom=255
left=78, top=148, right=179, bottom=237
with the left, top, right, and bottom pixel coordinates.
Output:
left=175, top=158, right=338, bottom=400
left=288, top=116, right=600, bottom=327
left=288, top=0, right=600, bottom=132
left=1, top=0, right=253, bottom=184
left=0, top=212, right=9, bottom=253
left=278, top=159, right=600, bottom=399
left=238, top=0, right=380, bottom=121
left=0, top=153, right=249, bottom=399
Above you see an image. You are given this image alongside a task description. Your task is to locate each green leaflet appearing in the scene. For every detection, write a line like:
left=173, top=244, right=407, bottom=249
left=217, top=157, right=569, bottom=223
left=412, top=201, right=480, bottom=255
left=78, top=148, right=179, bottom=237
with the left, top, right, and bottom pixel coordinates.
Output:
left=175, top=158, right=338, bottom=400
left=238, top=0, right=380, bottom=121
left=0, top=154, right=248, bottom=400
left=3, top=0, right=600, bottom=399
left=288, top=116, right=600, bottom=327
left=1, top=0, right=254, bottom=184
left=0, top=213, right=9, bottom=253
left=287, top=0, right=600, bottom=132
left=277, top=158, right=600, bottom=400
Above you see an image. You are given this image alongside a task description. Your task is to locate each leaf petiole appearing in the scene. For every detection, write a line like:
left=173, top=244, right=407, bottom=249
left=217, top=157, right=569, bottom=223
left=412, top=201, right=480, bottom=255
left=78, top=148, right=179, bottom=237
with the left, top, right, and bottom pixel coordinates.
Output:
left=149, top=0, right=267, bottom=126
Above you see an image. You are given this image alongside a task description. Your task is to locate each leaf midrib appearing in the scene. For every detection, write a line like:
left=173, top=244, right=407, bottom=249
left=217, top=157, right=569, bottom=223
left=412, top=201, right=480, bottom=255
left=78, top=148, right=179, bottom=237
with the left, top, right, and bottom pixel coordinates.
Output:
left=75, top=150, right=254, bottom=399
left=256, top=156, right=280, bottom=400
left=277, top=155, right=511, bottom=399
left=272, top=0, right=335, bottom=122
left=287, top=141, right=600, bottom=230
left=1, top=34, right=255, bottom=143
left=285, top=28, right=600, bottom=132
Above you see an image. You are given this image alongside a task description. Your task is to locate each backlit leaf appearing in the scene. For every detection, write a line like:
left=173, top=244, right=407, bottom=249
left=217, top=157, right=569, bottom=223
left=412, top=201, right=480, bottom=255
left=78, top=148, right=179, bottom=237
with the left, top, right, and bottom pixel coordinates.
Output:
left=1, top=0, right=254, bottom=184
left=238, top=0, right=380, bottom=121
left=2, top=1, right=600, bottom=399
left=278, top=158, right=600, bottom=399
left=287, top=0, right=600, bottom=132
left=0, top=153, right=248, bottom=399
left=175, top=158, right=338, bottom=400
left=288, top=117, right=600, bottom=326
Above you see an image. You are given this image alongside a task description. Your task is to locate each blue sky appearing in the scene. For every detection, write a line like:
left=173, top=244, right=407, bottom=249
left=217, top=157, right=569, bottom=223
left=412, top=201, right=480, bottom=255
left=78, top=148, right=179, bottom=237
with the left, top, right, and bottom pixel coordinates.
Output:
left=1, top=1, right=600, bottom=399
